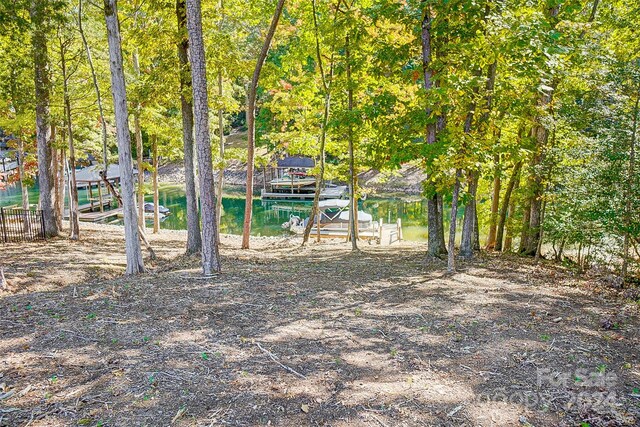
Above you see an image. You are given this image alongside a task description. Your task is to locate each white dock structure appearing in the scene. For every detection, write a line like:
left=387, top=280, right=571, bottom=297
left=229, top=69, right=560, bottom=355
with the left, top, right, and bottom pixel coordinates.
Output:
left=290, top=199, right=402, bottom=245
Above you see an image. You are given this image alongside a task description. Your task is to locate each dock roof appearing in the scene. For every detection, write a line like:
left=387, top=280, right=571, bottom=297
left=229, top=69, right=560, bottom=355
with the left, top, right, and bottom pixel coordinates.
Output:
left=75, top=164, right=137, bottom=184
left=276, top=156, right=315, bottom=168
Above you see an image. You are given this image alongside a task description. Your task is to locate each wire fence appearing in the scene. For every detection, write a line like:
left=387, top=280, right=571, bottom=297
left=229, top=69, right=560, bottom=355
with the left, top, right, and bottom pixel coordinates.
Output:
left=0, top=207, right=46, bottom=243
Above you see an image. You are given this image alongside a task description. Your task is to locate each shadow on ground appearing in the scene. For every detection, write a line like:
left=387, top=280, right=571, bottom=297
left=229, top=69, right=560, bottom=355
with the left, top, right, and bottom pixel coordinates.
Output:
left=0, top=226, right=639, bottom=426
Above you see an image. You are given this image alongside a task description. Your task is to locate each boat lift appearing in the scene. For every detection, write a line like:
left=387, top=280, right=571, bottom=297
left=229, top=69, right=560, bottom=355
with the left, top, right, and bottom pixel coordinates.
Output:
left=289, top=199, right=402, bottom=245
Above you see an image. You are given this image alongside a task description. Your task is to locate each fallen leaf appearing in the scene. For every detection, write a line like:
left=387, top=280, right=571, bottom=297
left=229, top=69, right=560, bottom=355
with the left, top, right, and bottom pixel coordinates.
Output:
left=301, top=403, right=309, bottom=413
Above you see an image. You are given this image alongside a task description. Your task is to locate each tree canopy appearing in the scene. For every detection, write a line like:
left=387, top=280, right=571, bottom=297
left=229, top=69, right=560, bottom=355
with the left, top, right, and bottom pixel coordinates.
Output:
left=0, top=0, right=638, bottom=277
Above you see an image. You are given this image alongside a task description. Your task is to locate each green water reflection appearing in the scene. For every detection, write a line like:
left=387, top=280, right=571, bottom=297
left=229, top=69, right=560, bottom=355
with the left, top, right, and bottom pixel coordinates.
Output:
left=149, top=185, right=432, bottom=241
left=0, top=183, right=433, bottom=241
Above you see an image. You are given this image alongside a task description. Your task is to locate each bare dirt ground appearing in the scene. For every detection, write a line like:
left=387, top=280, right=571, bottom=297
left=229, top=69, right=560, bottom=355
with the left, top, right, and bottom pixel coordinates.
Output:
left=1, top=225, right=639, bottom=427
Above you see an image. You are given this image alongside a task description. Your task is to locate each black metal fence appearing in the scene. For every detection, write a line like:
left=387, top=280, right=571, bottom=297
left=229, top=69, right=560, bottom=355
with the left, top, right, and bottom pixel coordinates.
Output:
left=0, top=207, right=46, bottom=243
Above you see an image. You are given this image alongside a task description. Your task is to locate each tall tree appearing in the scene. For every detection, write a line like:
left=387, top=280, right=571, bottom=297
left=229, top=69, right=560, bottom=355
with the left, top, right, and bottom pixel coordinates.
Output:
left=460, top=1, right=497, bottom=259
left=78, top=0, right=109, bottom=177
left=176, top=0, right=202, bottom=254
left=151, top=134, right=160, bottom=233
left=495, top=161, right=522, bottom=251
left=301, top=0, right=335, bottom=246
left=215, top=0, right=225, bottom=245
left=346, top=32, right=358, bottom=251
left=104, top=0, right=144, bottom=274
left=448, top=170, right=461, bottom=272
left=133, top=48, right=145, bottom=230
left=185, top=0, right=221, bottom=274
left=420, top=3, right=446, bottom=258
left=57, top=28, right=80, bottom=240
left=17, top=137, right=30, bottom=225
left=622, top=94, right=638, bottom=278
left=241, top=0, right=286, bottom=249
left=522, top=3, right=560, bottom=255
left=31, top=0, right=59, bottom=236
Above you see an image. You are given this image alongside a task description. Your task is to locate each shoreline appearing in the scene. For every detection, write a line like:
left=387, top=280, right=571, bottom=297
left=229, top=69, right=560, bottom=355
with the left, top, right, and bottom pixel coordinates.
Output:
left=158, top=161, right=427, bottom=198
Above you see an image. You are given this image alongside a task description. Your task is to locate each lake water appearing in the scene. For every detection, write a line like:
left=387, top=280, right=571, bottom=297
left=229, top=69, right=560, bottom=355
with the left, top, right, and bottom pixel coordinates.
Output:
left=0, top=182, right=437, bottom=241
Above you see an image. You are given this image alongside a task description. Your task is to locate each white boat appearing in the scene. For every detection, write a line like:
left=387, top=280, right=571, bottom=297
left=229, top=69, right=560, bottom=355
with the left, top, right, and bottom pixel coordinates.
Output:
left=269, top=172, right=316, bottom=191
left=144, top=202, right=170, bottom=215
left=289, top=199, right=375, bottom=235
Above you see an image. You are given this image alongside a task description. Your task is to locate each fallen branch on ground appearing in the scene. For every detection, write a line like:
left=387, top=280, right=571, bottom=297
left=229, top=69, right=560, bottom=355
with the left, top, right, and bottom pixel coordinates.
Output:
left=255, top=342, right=306, bottom=379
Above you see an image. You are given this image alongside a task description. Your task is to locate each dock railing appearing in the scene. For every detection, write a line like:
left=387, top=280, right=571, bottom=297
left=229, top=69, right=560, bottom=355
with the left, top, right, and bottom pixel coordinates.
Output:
left=0, top=207, right=46, bottom=243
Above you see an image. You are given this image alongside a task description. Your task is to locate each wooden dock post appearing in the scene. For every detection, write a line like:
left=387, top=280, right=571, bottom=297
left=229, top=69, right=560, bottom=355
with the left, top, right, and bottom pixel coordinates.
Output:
left=98, top=183, right=104, bottom=212
left=379, top=218, right=383, bottom=244
left=88, top=184, right=94, bottom=211
left=397, top=218, right=403, bottom=241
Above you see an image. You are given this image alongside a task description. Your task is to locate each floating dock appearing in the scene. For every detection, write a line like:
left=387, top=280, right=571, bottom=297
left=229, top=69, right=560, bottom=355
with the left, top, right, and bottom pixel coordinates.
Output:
left=77, top=208, right=122, bottom=223
left=295, top=220, right=403, bottom=246
left=64, top=198, right=120, bottom=223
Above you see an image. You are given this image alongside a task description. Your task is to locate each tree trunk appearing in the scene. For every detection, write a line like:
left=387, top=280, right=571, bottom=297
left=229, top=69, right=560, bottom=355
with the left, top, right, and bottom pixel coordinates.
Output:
left=134, top=111, right=145, bottom=229
left=133, top=47, right=145, bottom=229
left=426, top=196, right=439, bottom=257
left=535, top=198, right=547, bottom=260
left=622, top=94, right=638, bottom=278
left=215, top=0, right=225, bottom=245
left=17, top=138, right=30, bottom=232
left=302, top=0, right=333, bottom=246
left=186, top=0, right=221, bottom=274
left=496, top=161, right=521, bottom=251
left=67, top=141, right=80, bottom=240
left=216, top=70, right=225, bottom=245
left=448, top=170, right=461, bottom=272
left=519, top=200, right=531, bottom=253
left=242, top=0, right=286, bottom=249
left=486, top=154, right=501, bottom=249
left=104, top=0, right=144, bottom=274
left=505, top=174, right=521, bottom=252
left=60, top=148, right=66, bottom=226
left=524, top=5, right=559, bottom=256
left=474, top=206, right=480, bottom=251
left=524, top=142, right=545, bottom=255
left=52, top=144, right=62, bottom=230
left=152, top=135, right=160, bottom=233
left=436, top=194, right=446, bottom=254
left=461, top=57, right=495, bottom=258
left=31, top=0, right=59, bottom=237
left=176, top=0, right=202, bottom=255
left=79, top=0, right=109, bottom=176
left=60, top=36, right=80, bottom=240
left=346, top=33, right=358, bottom=251
left=460, top=172, right=478, bottom=258
left=421, top=5, right=446, bottom=258
left=459, top=106, right=479, bottom=258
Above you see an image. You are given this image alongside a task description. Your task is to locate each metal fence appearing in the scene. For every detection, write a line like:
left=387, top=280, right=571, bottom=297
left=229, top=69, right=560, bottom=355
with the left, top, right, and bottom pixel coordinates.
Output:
left=0, top=207, right=46, bottom=243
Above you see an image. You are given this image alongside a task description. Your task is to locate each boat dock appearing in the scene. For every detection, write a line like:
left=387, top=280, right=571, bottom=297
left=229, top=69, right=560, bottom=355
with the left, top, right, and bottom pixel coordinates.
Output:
left=77, top=208, right=123, bottom=223
left=64, top=197, right=120, bottom=223
left=304, top=219, right=403, bottom=246
left=261, top=185, right=347, bottom=200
